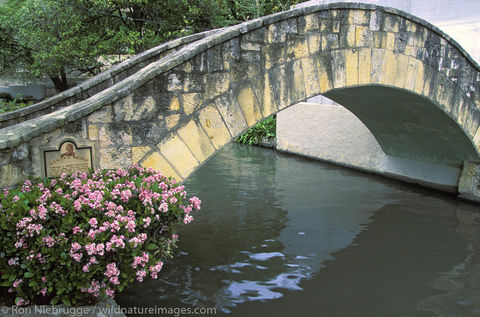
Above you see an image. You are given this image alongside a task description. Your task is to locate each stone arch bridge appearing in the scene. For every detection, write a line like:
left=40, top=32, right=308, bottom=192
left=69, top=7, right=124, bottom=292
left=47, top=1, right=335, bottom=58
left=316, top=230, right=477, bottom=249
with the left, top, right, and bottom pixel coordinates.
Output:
left=1, top=3, right=480, bottom=199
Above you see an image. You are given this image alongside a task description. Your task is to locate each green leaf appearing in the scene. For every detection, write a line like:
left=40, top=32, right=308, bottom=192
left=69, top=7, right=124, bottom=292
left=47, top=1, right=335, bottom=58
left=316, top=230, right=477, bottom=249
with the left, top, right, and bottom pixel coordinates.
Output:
left=24, top=272, right=34, bottom=278
left=0, top=280, right=11, bottom=286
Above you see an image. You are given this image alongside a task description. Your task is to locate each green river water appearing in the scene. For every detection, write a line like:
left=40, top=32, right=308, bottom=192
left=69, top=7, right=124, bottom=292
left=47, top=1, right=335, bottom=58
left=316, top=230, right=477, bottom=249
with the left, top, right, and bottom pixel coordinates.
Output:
left=117, top=143, right=480, bottom=317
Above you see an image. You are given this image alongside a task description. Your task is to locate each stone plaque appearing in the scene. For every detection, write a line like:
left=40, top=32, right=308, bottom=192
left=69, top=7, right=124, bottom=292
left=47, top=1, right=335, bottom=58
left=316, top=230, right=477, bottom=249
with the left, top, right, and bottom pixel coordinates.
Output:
left=43, top=141, right=93, bottom=178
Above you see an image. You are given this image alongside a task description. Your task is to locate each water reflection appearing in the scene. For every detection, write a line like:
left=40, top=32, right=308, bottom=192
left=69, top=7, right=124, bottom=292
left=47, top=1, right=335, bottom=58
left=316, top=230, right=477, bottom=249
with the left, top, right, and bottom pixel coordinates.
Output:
left=418, top=207, right=480, bottom=317
left=116, top=144, right=480, bottom=317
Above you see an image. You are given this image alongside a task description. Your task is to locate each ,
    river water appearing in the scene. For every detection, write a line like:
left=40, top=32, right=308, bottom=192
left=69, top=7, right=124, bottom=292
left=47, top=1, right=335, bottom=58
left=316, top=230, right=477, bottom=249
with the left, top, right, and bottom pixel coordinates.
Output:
left=116, top=144, right=480, bottom=317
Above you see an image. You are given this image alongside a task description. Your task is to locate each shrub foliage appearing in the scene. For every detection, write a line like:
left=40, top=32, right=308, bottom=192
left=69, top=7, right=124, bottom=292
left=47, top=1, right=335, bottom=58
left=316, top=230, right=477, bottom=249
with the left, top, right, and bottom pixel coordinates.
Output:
left=235, top=115, right=276, bottom=145
left=0, top=95, right=34, bottom=114
left=0, top=166, right=201, bottom=306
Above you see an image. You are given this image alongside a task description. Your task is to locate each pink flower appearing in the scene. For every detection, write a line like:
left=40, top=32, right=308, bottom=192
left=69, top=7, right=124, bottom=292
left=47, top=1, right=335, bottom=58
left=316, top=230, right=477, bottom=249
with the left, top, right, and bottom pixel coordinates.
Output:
left=8, top=258, right=18, bottom=266
left=96, top=243, right=105, bottom=256
left=85, top=243, right=97, bottom=255
left=83, top=279, right=101, bottom=297
left=42, top=236, right=55, bottom=247
left=183, top=214, right=193, bottom=224
left=74, top=200, right=82, bottom=211
left=13, top=279, right=22, bottom=288
left=189, top=196, right=201, bottom=210
left=87, top=229, right=97, bottom=240
left=41, top=277, right=47, bottom=283
left=15, top=298, right=29, bottom=306
left=132, top=252, right=149, bottom=269
left=37, top=205, right=47, bottom=220
left=136, top=270, right=146, bottom=282
left=72, top=226, right=82, bottom=234
left=143, top=217, right=151, bottom=228
left=40, top=287, right=47, bottom=296
left=125, top=220, right=136, bottom=232
left=109, top=276, right=120, bottom=285
left=181, top=205, right=192, bottom=214
left=70, top=242, right=82, bottom=253
left=105, top=288, right=115, bottom=298
left=105, top=262, right=119, bottom=278
left=159, top=202, right=168, bottom=212
left=149, top=261, right=163, bottom=275
left=14, top=238, right=24, bottom=248
left=89, top=218, right=98, bottom=228
left=71, top=253, right=83, bottom=262
left=148, top=261, right=163, bottom=279
left=120, top=189, right=132, bottom=203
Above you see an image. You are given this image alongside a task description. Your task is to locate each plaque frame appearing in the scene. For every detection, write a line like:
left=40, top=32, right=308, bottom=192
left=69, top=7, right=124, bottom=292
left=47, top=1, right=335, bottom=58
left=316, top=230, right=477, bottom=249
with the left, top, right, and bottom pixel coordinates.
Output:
left=40, top=138, right=97, bottom=179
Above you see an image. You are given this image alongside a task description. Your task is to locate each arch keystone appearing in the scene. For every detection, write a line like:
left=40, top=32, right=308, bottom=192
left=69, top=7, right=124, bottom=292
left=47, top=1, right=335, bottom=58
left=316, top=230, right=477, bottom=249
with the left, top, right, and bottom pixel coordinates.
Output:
left=358, top=48, right=371, bottom=84
left=317, top=54, right=333, bottom=93
left=332, top=50, right=346, bottom=88
left=404, top=57, right=419, bottom=91
left=291, top=60, right=307, bottom=102
left=394, top=54, right=409, bottom=87
left=345, top=49, right=359, bottom=86
left=386, top=32, right=395, bottom=50
left=370, top=48, right=387, bottom=84
left=301, top=57, right=320, bottom=98
left=385, top=50, right=399, bottom=85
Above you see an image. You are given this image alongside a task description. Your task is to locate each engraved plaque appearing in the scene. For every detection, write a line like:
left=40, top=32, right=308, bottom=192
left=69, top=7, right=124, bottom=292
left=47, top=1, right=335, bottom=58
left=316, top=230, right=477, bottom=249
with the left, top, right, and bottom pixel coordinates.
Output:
left=43, top=141, right=93, bottom=178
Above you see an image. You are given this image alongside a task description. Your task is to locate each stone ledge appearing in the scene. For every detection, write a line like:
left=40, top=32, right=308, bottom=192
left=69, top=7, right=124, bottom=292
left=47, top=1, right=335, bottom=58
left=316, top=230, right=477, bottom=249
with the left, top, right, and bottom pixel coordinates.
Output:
left=458, top=161, right=480, bottom=202
left=1, top=2, right=479, bottom=150
left=252, top=137, right=276, bottom=149
left=0, top=299, right=126, bottom=317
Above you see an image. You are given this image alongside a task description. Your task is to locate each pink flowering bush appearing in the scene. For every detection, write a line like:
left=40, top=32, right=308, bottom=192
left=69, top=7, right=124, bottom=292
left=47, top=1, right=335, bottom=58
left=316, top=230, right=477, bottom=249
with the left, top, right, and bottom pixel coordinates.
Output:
left=0, top=165, right=201, bottom=306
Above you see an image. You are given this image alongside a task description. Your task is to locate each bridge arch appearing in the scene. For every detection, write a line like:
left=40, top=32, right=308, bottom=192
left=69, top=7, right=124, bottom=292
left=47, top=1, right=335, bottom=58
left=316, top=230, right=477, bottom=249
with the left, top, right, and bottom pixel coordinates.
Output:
left=1, top=2, right=480, bottom=189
